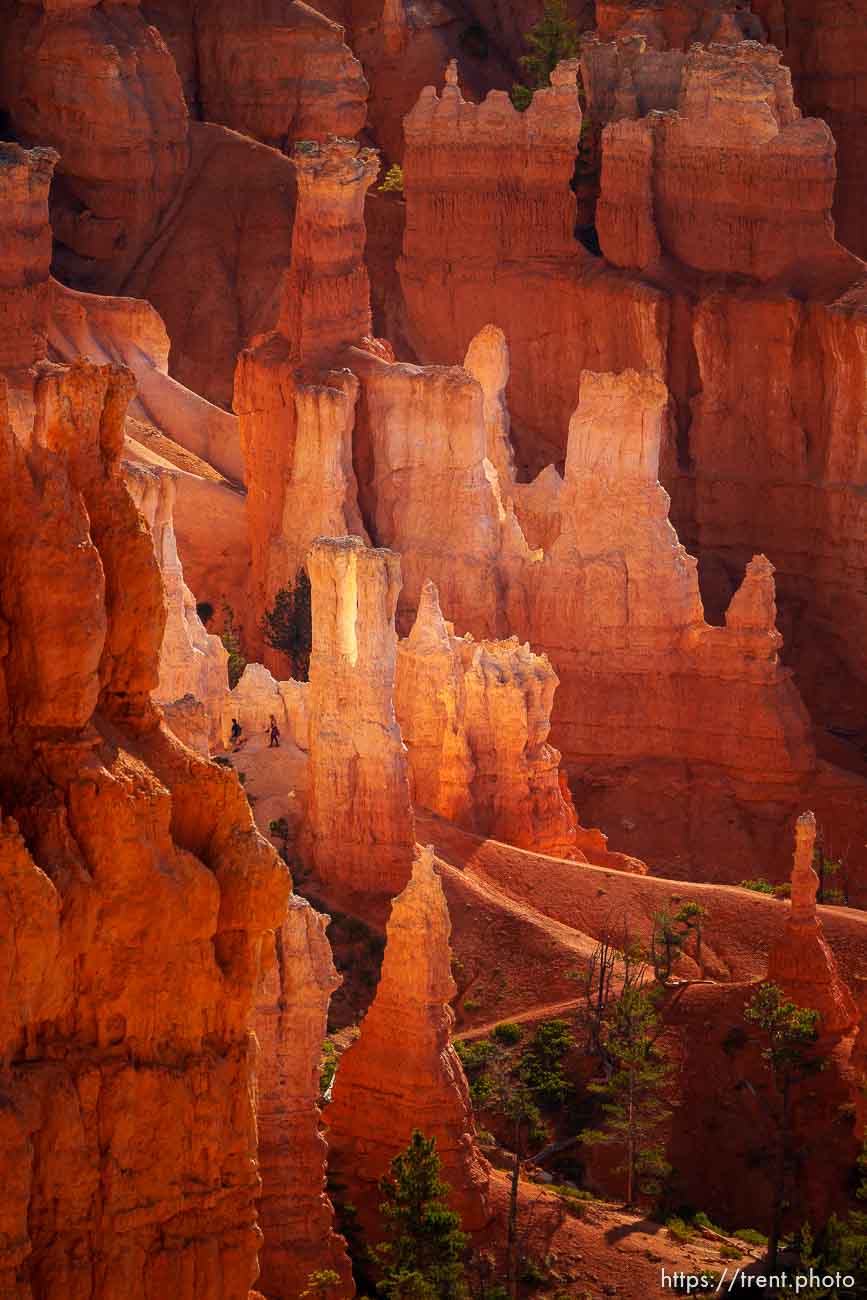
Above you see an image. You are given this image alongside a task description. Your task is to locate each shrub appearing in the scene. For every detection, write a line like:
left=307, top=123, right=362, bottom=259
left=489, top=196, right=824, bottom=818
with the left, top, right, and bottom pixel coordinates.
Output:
left=693, top=1211, right=725, bottom=1235
left=492, top=1021, right=523, bottom=1045
left=379, top=163, right=404, bottom=193
left=463, top=998, right=482, bottom=1013
left=220, top=603, right=247, bottom=688
left=520, top=1019, right=573, bottom=1104
left=739, top=879, right=775, bottom=895
left=261, top=569, right=312, bottom=679
left=666, top=1216, right=694, bottom=1244
left=320, top=1039, right=338, bottom=1097
left=454, top=1038, right=495, bottom=1072
left=734, top=1228, right=768, bottom=1246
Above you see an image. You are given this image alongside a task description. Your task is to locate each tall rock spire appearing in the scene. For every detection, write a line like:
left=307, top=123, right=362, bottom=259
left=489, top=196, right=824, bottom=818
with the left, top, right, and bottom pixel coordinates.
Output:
left=326, top=845, right=491, bottom=1241
left=767, top=812, right=857, bottom=1035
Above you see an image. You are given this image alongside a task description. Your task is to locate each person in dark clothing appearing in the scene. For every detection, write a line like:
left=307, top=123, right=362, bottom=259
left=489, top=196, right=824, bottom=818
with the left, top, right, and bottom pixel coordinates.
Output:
left=230, top=718, right=242, bottom=747
left=268, top=714, right=280, bottom=748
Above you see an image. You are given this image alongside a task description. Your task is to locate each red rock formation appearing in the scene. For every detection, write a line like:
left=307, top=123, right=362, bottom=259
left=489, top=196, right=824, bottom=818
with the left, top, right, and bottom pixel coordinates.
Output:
left=126, top=463, right=229, bottom=753
left=326, top=845, right=491, bottom=1240
left=398, top=38, right=867, bottom=731
left=767, top=811, right=858, bottom=1035
left=402, top=58, right=583, bottom=268
left=395, top=582, right=579, bottom=858
left=0, top=0, right=302, bottom=408
left=303, top=536, right=416, bottom=900
left=48, top=278, right=245, bottom=483
left=597, top=41, right=851, bottom=282
left=349, top=340, right=535, bottom=638
left=234, top=137, right=379, bottom=657
left=516, top=369, right=816, bottom=784
left=1, top=0, right=190, bottom=289
left=737, top=0, right=867, bottom=260
left=0, top=354, right=289, bottom=1298
left=398, top=59, right=668, bottom=472
left=236, top=360, right=368, bottom=664
left=140, top=0, right=367, bottom=148
left=0, top=141, right=56, bottom=375
left=596, top=0, right=766, bottom=48
left=253, top=897, right=353, bottom=1300
left=278, top=137, right=379, bottom=368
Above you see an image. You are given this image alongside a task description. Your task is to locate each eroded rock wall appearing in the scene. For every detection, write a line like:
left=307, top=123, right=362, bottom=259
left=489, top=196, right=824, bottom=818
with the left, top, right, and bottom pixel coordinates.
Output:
left=395, top=582, right=579, bottom=858
left=0, top=352, right=289, bottom=1299
left=125, top=463, right=229, bottom=753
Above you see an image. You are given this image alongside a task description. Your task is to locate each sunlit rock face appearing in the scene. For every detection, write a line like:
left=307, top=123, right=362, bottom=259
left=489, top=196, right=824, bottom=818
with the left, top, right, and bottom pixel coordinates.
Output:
left=396, top=581, right=579, bottom=860
left=0, top=352, right=289, bottom=1300
left=303, top=536, right=416, bottom=900
left=125, top=463, right=229, bottom=754
left=253, top=897, right=354, bottom=1300
left=326, top=846, right=491, bottom=1243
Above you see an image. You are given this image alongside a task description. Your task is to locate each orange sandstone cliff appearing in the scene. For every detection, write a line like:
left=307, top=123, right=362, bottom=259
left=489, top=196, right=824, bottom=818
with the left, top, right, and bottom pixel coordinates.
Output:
left=0, top=350, right=289, bottom=1298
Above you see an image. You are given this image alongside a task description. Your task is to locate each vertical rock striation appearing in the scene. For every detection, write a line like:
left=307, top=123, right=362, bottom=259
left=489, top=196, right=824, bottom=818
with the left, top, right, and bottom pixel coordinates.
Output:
left=597, top=42, right=846, bottom=281
left=0, top=354, right=289, bottom=1299
left=304, top=536, right=415, bottom=899
left=125, top=464, right=229, bottom=753
left=395, top=582, right=579, bottom=859
left=326, top=845, right=491, bottom=1241
left=141, top=0, right=368, bottom=149
left=253, top=897, right=353, bottom=1299
left=234, top=137, right=377, bottom=658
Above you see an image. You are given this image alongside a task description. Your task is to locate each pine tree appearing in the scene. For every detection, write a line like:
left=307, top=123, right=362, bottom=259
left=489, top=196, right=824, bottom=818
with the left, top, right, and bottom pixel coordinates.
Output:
left=520, top=0, right=579, bottom=88
left=742, top=983, right=824, bottom=1272
left=582, top=986, right=672, bottom=1205
left=261, top=567, right=312, bottom=679
left=373, top=1131, right=468, bottom=1300
left=220, top=602, right=247, bottom=689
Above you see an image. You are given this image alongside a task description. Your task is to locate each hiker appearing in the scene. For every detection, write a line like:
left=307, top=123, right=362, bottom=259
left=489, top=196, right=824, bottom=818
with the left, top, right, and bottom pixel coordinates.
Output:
left=268, top=714, right=281, bottom=749
left=230, top=717, right=242, bottom=748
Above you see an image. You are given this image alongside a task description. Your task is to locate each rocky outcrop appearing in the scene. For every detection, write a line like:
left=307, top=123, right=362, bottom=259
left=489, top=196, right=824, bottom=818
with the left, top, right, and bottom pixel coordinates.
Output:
left=0, top=0, right=302, bottom=408
left=402, top=58, right=583, bottom=268
left=596, top=0, right=766, bottom=49
left=234, top=137, right=378, bottom=658
left=253, top=897, right=353, bottom=1300
left=278, top=138, right=379, bottom=368
left=303, top=537, right=415, bottom=899
left=395, top=582, right=579, bottom=858
left=235, top=360, right=368, bottom=665
left=125, top=463, right=228, bottom=753
left=1, top=0, right=190, bottom=289
left=48, top=278, right=245, bottom=484
left=326, top=845, right=490, bottom=1240
left=597, top=42, right=850, bottom=281
left=398, top=59, right=668, bottom=473
left=517, top=369, right=816, bottom=786
left=767, top=812, right=858, bottom=1035
left=0, top=142, right=56, bottom=375
left=0, top=355, right=289, bottom=1299
left=738, top=0, right=867, bottom=260
left=349, top=340, right=534, bottom=638
left=141, top=0, right=367, bottom=148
